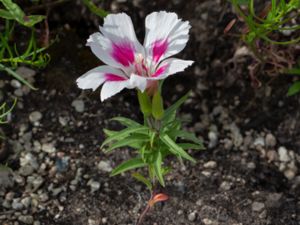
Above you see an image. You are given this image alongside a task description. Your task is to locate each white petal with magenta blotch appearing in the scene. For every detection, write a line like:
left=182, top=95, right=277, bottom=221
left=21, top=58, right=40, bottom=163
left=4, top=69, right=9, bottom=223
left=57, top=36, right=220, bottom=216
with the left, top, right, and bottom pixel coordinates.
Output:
left=144, top=11, right=191, bottom=63
left=76, top=66, right=127, bottom=91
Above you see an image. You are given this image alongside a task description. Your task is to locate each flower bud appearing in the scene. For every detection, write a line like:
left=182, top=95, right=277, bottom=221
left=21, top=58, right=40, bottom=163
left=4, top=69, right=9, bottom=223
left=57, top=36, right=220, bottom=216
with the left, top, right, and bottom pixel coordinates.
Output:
left=152, top=91, right=164, bottom=120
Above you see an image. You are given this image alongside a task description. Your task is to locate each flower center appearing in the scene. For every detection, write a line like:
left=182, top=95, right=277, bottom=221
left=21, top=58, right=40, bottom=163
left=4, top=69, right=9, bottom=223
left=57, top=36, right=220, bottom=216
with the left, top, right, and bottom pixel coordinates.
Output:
left=132, top=53, right=151, bottom=77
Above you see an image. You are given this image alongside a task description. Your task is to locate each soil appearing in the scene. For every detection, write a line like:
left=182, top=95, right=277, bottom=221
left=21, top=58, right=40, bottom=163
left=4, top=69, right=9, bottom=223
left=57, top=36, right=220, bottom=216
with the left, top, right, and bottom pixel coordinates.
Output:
left=1, top=0, right=300, bottom=225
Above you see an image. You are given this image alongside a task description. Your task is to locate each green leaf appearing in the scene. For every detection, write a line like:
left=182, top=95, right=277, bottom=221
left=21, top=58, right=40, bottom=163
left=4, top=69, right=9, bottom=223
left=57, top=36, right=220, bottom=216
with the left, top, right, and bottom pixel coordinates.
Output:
left=0, top=9, right=13, bottom=19
left=132, top=172, right=152, bottom=190
left=110, top=158, right=147, bottom=176
left=178, top=143, right=205, bottom=150
left=110, top=117, right=141, bottom=127
left=137, top=90, right=152, bottom=117
left=287, top=81, right=300, bottom=96
left=286, top=68, right=300, bottom=75
left=153, top=151, right=165, bottom=187
left=152, top=91, right=164, bottom=120
left=101, top=125, right=148, bottom=148
left=160, top=134, right=196, bottom=163
left=0, top=64, right=37, bottom=90
left=103, top=129, right=118, bottom=137
left=22, top=15, right=45, bottom=27
left=168, top=130, right=203, bottom=145
left=1, top=0, right=45, bottom=27
left=81, top=0, right=108, bottom=18
left=162, top=91, right=190, bottom=122
left=104, top=134, right=149, bottom=153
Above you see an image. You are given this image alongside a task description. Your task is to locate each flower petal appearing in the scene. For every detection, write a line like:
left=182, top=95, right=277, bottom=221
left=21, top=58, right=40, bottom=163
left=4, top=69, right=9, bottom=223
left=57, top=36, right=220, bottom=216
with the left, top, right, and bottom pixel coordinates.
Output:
left=151, top=58, right=194, bottom=79
left=88, top=13, right=144, bottom=69
left=100, top=80, right=131, bottom=101
left=76, top=66, right=127, bottom=91
left=144, top=11, right=191, bottom=63
left=129, top=74, right=148, bottom=92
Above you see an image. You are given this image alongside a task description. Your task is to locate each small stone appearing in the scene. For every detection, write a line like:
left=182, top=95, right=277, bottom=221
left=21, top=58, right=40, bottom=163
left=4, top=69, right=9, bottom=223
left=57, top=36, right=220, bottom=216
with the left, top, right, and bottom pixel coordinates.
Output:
left=12, top=199, right=23, bottom=210
left=41, top=143, right=56, bottom=153
left=188, top=211, right=197, bottom=222
left=247, top=162, right=256, bottom=169
left=208, top=131, right=218, bottom=148
left=21, top=197, right=31, bottom=208
left=14, top=89, right=23, bottom=97
left=278, top=147, right=290, bottom=162
left=265, top=134, right=276, bottom=148
left=220, top=181, right=232, bottom=191
left=88, top=219, right=99, bottom=225
left=202, top=218, right=213, bottom=225
left=29, top=111, right=42, bottom=123
left=33, top=221, right=41, bottom=225
left=16, top=66, right=36, bottom=77
left=32, top=176, right=44, bottom=190
left=252, top=202, right=265, bottom=212
left=87, top=179, right=100, bottom=193
left=266, top=150, right=278, bottom=162
left=58, top=116, right=68, bottom=126
left=284, top=169, right=296, bottom=180
left=72, top=99, right=85, bottom=113
left=19, top=165, right=34, bottom=176
left=254, top=137, right=265, bottom=147
left=10, top=79, right=22, bottom=88
left=18, top=215, right=34, bottom=224
left=97, top=161, right=112, bottom=172
left=203, top=161, right=217, bottom=169
left=266, top=193, right=282, bottom=208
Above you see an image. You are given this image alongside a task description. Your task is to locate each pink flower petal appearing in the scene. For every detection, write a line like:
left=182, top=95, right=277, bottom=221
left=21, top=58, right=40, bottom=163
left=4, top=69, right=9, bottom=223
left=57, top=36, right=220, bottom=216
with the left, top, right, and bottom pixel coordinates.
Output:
left=105, top=73, right=127, bottom=81
left=152, top=39, right=168, bottom=63
left=151, top=64, right=168, bottom=77
left=111, top=42, right=135, bottom=67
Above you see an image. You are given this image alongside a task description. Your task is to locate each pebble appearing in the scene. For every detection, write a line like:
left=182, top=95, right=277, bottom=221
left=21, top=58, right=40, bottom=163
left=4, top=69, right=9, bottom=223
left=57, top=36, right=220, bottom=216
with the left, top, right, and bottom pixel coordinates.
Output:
left=16, top=66, right=36, bottom=77
left=278, top=147, right=290, bottom=162
left=284, top=169, right=296, bottom=180
left=21, top=197, right=31, bottom=208
left=41, top=143, right=56, bottom=153
left=10, top=79, right=22, bottom=88
left=188, top=211, right=197, bottom=221
left=252, top=201, right=265, bottom=212
left=29, top=111, right=42, bottom=123
left=19, top=165, right=34, bottom=176
left=265, top=133, right=276, bottom=147
left=72, top=99, right=85, bottom=113
left=87, top=180, right=100, bottom=193
left=12, top=199, right=23, bottom=210
left=18, top=215, right=34, bottom=224
left=220, top=181, right=231, bottom=191
left=32, top=176, right=44, bottom=190
left=97, top=161, right=112, bottom=172
left=253, top=137, right=265, bottom=147
left=203, top=161, right=217, bottom=169
left=208, top=131, right=218, bottom=148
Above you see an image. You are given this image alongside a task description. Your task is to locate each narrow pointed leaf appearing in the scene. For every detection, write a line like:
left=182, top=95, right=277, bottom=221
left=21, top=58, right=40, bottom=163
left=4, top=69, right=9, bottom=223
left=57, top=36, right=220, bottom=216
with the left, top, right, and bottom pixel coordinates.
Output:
left=110, top=117, right=141, bottom=127
left=160, top=134, right=196, bottom=163
left=132, top=172, right=152, bottom=190
left=154, top=151, right=165, bottom=187
left=104, top=135, right=149, bottom=153
left=110, top=158, right=147, bottom=176
left=287, top=81, right=300, bottom=96
left=101, top=126, right=148, bottom=148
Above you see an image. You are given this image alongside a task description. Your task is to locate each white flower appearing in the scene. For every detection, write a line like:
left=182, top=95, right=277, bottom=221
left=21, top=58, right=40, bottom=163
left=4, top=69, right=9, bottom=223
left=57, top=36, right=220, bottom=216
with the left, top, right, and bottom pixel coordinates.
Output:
left=76, top=11, right=193, bottom=101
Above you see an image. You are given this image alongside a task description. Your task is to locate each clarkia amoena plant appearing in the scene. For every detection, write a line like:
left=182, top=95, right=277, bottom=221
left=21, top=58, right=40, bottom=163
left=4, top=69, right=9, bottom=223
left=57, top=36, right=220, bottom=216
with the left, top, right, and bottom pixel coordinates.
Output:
left=76, top=11, right=204, bottom=223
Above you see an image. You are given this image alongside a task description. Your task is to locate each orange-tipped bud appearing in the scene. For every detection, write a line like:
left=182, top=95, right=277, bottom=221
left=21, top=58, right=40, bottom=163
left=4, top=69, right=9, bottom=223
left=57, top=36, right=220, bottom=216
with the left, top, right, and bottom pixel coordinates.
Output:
left=148, top=193, right=169, bottom=207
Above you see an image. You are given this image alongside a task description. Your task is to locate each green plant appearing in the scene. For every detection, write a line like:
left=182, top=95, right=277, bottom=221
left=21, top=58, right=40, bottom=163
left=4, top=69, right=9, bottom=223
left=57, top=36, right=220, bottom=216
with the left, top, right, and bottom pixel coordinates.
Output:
left=230, top=0, right=300, bottom=48
left=0, top=99, right=16, bottom=138
left=0, top=0, right=50, bottom=89
left=81, top=0, right=108, bottom=18
left=286, top=67, right=300, bottom=96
